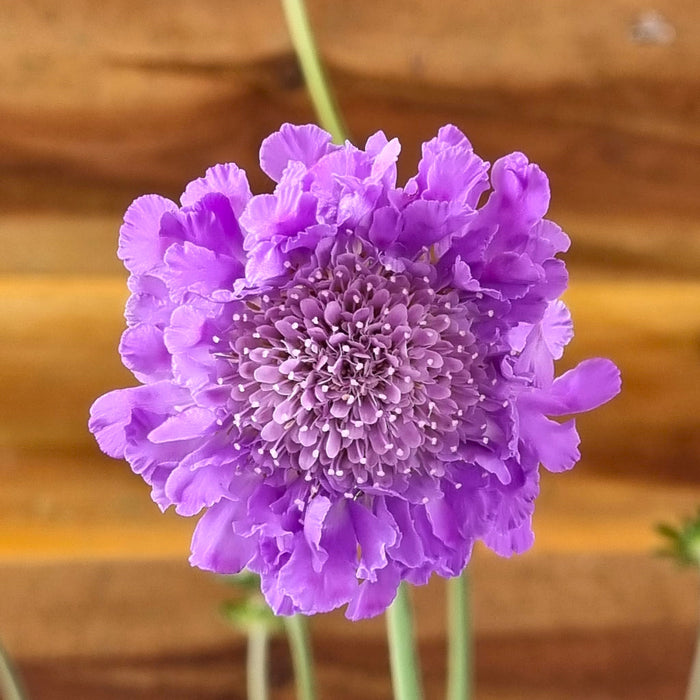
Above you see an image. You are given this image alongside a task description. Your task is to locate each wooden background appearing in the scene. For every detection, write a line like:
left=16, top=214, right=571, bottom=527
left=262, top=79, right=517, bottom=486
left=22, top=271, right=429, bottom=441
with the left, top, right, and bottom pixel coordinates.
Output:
left=1, top=0, right=699, bottom=697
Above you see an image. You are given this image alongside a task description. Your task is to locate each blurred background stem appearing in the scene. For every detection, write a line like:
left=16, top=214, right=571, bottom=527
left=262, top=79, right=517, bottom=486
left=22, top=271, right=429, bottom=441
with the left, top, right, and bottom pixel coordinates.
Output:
left=447, top=573, right=472, bottom=700
left=386, top=583, right=423, bottom=700
left=284, top=615, right=317, bottom=700
left=280, top=0, right=348, bottom=143
left=247, top=624, right=269, bottom=700
left=0, top=640, right=28, bottom=700
left=688, top=591, right=700, bottom=700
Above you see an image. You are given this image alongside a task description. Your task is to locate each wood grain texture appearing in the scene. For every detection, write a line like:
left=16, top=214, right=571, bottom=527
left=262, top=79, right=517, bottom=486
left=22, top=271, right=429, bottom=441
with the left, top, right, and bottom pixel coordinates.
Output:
left=2, top=1, right=700, bottom=697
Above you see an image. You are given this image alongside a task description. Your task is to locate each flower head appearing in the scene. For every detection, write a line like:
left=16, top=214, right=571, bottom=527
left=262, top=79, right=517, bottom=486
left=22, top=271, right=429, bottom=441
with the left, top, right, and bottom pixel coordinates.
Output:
left=90, top=124, right=620, bottom=618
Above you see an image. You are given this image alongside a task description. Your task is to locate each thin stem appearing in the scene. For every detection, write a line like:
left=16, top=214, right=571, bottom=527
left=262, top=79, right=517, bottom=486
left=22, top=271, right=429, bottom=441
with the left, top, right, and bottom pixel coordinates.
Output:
left=386, top=583, right=423, bottom=700
left=284, top=614, right=317, bottom=700
left=447, top=573, right=472, bottom=700
left=247, top=624, right=269, bottom=700
left=0, top=640, right=28, bottom=700
left=280, top=0, right=348, bottom=143
left=687, top=584, right=700, bottom=700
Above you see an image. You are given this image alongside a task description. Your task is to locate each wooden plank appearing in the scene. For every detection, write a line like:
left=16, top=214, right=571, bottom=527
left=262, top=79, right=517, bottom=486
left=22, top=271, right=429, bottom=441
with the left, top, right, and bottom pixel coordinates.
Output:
left=0, top=554, right=696, bottom=697
left=2, top=211, right=699, bottom=279
left=2, top=274, right=698, bottom=482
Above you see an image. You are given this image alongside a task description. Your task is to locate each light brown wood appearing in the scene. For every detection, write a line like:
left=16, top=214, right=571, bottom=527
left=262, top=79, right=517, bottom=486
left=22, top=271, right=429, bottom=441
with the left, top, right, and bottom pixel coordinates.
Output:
left=1, top=0, right=699, bottom=696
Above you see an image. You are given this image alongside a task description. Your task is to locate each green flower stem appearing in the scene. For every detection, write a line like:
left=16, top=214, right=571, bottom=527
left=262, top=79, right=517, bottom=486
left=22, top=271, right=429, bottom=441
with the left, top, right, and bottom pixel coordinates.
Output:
left=688, top=586, right=700, bottom=700
left=447, top=573, right=472, bottom=700
left=284, top=614, right=317, bottom=700
left=386, top=583, right=424, bottom=700
left=0, top=640, right=27, bottom=700
left=280, top=0, right=348, bottom=143
left=247, top=624, right=269, bottom=700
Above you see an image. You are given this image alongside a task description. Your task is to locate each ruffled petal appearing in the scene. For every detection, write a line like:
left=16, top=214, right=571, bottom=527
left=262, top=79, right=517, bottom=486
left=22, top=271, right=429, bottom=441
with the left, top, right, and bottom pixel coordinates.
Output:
left=259, top=123, right=336, bottom=182
left=346, top=562, right=401, bottom=620
left=118, top=195, right=178, bottom=275
left=180, top=163, right=252, bottom=216
left=189, top=498, right=257, bottom=573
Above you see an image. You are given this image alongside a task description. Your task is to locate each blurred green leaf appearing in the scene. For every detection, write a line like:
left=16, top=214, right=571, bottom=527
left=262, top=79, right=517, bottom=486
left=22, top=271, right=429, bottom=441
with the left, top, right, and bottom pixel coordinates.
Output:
left=656, top=508, right=700, bottom=568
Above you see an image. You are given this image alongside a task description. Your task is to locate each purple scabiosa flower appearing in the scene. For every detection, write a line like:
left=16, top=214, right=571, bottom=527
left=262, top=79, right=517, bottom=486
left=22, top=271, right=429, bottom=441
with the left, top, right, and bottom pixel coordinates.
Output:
left=90, top=124, right=620, bottom=619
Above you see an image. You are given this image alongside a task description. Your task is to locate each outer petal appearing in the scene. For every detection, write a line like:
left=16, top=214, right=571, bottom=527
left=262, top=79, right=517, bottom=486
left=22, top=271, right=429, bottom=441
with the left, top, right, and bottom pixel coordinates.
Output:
left=189, top=498, right=257, bottom=573
left=180, top=163, right=252, bottom=216
left=118, top=195, right=178, bottom=275
left=346, top=562, right=401, bottom=620
left=259, top=123, right=336, bottom=181
left=119, top=323, right=171, bottom=383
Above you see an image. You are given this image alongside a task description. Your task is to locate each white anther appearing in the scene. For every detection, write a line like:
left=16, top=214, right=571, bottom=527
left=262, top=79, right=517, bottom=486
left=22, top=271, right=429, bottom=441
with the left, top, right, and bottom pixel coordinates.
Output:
left=487, top=310, right=494, bottom=317
left=482, top=437, right=489, bottom=444
left=217, top=378, right=225, bottom=385
left=431, top=422, right=437, bottom=430
left=253, top=332, right=261, bottom=339
left=476, top=292, right=483, bottom=299
left=356, top=321, right=364, bottom=329
left=251, top=400, right=261, bottom=408
left=377, top=469, right=386, bottom=477
left=216, top=418, right=223, bottom=426
left=238, top=383, right=245, bottom=392
left=270, top=448, right=278, bottom=459
left=389, top=414, right=397, bottom=423
left=359, top=456, right=367, bottom=465
left=257, top=448, right=264, bottom=455
left=445, top=302, right=452, bottom=309
left=387, top=367, right=395, bottom=375
left=353, top=295, right=361, bottom=304
left=455, top=482, right=463, bottom=490
left=459, top=330, right=466, bottom=337
left=502, top=400, right=509, bottom=408
left=341, top=429, right=350, bottom=438
left=212, top=335, right=221, bottom=344
left=396, top=448, right=405, bottom=457
left=421, top=497, right=430, bottom=505
left=312, top=316, right=319, bottom=325
left=322, top=423, right=330, bottom=432
left=376, top=410, right=384, bottom=418
left=404, top=331, right=410, bottom=339
left=234, top=442, right=241, bottom=451
left=385, top=443, right=394, bottom=450
left=479, top=394, right=486, bottom=402
left=346, top=395, right=356, bottom=405
left=378, top=393, right=387, bottom=400
left=262, top=350, right=270, bottom=358
left=403, top=376, right=411, bottom=383
left=287, top=371, right=295, bottom=381
left=300, top=425, right=308, bottom=432
left=471, top=352, right=479, bottom=360
left=457, top=345, right=464, bottom=353
left=321, top=385, right=329, bottom=393
left=312, top=449, right=320, bottom=458
left=427, top=359, right=433, bottom=366
left=383, top=324, right=391, bottom=332
left=450, top=445, right=458, bottom=453
left=342, top=344, right=350, bottom=352
left=254, top=467, right=262, bottom=474
left=291, top=322, right=299, bottom=330
left=243, top=347, right=250, bottom=355
left=355, top=362, right=364, bottom=371
left=262, top=295, right=271, bottom=303
left=467, top=377, right=474, bottom=385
